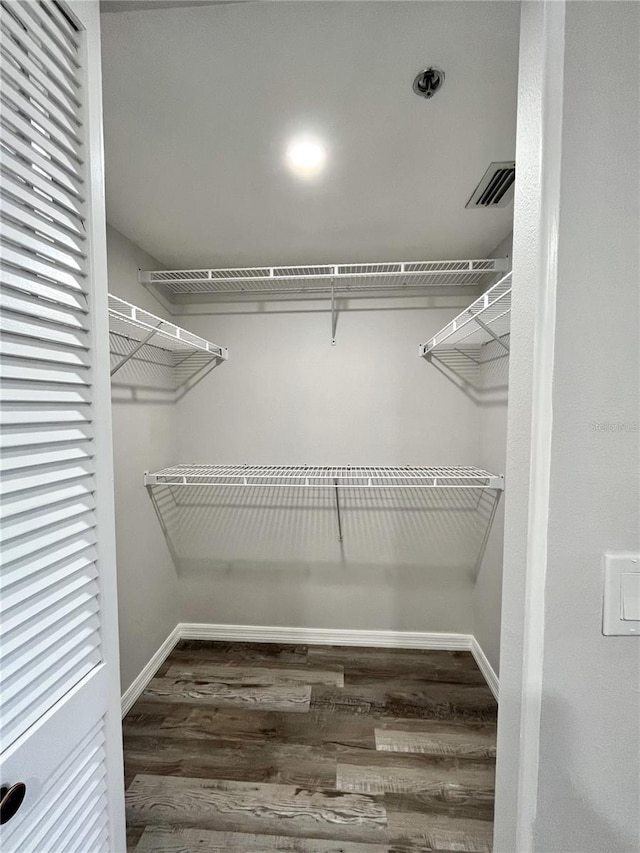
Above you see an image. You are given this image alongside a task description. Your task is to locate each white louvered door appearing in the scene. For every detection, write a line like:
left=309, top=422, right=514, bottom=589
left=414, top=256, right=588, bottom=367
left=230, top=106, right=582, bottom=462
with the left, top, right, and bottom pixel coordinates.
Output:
left=0, top=1, right=125, bottom=850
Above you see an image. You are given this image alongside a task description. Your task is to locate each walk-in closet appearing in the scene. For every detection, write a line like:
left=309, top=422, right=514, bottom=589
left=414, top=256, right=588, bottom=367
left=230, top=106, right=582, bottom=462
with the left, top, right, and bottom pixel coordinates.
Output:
left=2, top=0, right=638, bottom=851
left=101, top=3, right=516, bottom=848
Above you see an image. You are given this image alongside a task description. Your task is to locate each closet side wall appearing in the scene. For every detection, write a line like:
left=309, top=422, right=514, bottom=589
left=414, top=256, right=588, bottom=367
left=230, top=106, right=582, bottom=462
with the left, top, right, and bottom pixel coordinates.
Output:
left=171, top=301, right=483, bottom=635
left=106, top=225, right=179, bottom=693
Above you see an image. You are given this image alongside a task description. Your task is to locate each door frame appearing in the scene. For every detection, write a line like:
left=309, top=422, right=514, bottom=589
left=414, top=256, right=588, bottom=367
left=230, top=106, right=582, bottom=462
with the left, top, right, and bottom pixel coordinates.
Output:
left=85, top=1, right=566, bottom=848
left=71, top=1, right=126, bottom=846
left=493, top=1, right=565, bottom=849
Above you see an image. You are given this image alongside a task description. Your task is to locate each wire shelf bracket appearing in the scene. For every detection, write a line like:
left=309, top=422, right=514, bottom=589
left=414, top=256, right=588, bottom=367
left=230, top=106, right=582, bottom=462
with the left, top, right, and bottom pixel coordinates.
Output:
left=418, top=272, right=512, bottom=358
left=108, top=294, right=228, bottom=372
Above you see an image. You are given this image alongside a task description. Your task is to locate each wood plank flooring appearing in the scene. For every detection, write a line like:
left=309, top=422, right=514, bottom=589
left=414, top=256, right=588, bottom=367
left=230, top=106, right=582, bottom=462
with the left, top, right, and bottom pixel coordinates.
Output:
left=123, top=641, right=497, bottom=852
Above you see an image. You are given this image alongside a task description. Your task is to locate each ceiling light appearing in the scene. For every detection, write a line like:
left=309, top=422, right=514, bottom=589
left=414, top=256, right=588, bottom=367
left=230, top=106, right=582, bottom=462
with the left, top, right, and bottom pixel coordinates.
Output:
left=285, top=137, right=326, bottom=179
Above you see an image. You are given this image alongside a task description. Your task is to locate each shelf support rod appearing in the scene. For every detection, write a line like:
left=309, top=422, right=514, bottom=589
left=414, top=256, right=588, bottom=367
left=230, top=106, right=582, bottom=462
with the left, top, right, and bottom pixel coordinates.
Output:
left=331, top=281, right=337, bottom=345
left=334, top=478, right=343, bottom=542
left=472, top=316, right=510, bottom=352
left=110, top=323, right=163, bottom=375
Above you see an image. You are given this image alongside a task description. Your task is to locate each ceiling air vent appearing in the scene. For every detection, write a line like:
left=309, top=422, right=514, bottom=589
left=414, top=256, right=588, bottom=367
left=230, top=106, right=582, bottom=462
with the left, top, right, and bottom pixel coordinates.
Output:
left=466, top=161, right=515, bottom=209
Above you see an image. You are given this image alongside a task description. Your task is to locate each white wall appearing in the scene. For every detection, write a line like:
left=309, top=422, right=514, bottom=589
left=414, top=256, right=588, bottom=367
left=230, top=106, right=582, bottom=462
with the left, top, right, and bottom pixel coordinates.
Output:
left=106, top=225, right=180, bottom=692
left=168, top=298, right=492, bottom=634
left=495, top=2, right=640, bottom=850
left=534, top=2, right=639, bottom=847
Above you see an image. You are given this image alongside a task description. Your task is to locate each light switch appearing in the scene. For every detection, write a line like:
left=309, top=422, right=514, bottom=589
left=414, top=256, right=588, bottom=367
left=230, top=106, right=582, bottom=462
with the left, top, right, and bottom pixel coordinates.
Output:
left=603, top=552, right=640, bottom=636
left=621, top=573, right=640, bottom=621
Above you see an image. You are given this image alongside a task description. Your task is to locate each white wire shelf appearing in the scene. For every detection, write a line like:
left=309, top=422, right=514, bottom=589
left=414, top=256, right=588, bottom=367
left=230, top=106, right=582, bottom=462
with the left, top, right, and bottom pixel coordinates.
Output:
left=419, top=272, right=512, bottom=357
left=108, top=294, right=228, bottom=365
left=139, top=259, right=510, bottom=299
left=144, top=465, right=504, bottom=490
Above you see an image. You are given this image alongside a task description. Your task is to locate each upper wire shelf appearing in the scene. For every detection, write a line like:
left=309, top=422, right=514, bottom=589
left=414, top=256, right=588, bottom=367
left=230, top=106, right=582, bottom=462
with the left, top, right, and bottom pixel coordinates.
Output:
left=419, top=272, right=512, bottom=357
left=139, top=258, right=510, bottom=300
left=144, top=464, right=504, bottom=490
left=108, top=294, right=227, bottom=365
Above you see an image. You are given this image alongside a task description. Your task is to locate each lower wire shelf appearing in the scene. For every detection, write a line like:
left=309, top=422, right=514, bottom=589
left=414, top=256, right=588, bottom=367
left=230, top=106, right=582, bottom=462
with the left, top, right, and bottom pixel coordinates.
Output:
left=144, top=465, right=503, bottom=544
left=144, top=464, right=504, bottom=490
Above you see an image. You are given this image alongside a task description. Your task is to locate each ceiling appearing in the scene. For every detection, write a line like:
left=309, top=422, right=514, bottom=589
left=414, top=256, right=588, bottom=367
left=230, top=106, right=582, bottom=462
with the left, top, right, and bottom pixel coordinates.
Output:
left=100, top=1, right=239, bottom=13
left=101, top=1, right=520, bottom=269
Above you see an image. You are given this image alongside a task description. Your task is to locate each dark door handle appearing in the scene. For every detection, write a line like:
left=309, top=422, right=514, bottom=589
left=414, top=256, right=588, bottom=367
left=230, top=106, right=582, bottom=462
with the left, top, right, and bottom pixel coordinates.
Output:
left=0, top=783, right=27, bottom=825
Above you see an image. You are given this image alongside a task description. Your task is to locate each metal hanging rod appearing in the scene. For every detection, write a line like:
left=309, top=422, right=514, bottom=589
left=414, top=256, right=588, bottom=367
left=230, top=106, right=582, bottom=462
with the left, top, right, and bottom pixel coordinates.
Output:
left=108, top=294, right=228, bottom=374
left=139, top=258, right=510, bottom=299
left=418, top=271, right=512, bottom=357
left=144, top=464, right=504, bottom=491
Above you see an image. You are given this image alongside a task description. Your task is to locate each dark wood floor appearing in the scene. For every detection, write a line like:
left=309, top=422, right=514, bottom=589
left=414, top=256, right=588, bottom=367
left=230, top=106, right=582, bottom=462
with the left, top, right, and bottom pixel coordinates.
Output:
left=123, top=641, right=497, bottom=852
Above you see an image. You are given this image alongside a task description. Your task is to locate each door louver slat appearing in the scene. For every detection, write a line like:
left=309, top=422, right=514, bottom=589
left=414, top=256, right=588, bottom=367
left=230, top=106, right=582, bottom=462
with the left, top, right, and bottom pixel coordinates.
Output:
left=45, top=781, right=108, bottom=853
left=1, top=639, right=101, bottom=745
left=0, top=167, right=85, bottom=234
left=1, top=421, right=94, bottom=448
left=0, top=122, right=84, bottom=196
left=1, top=242, right=86, bottom=287
left=0, top=25, right=80, bottom=112
left=17, top=0, right=81, bottom=58
left=0, top=50, right=81, bottom=136
left=0, top=6, right=80, bottom=98
left=0, top=402, right=91, bottom=426
left=0, top=310, right=89, bottom=348
left=2, top=574, right=99, bottom=645
left=1, top=359, right=90, bottom=387
left=39, top=0, right=81, bottom=46
left=1, top=442, right=94, bottom=473
left=0, top=402, right=91, bottom=424
left=1, top=542, right=97, bottom=594
left=2, top=1, right=80, bottom=80
left=2, top=615, right=100, bottom=701
left=1, top=509, right=96, bottom=566
left=1, top=197, right=86, bottom=254
left=64, top=803, right=109, bottom=853
left=0, top=335, right=91, bottom=366
left=0, top=263, right=89, bottom=307
left=1, top=153, right=85, bottom=215
left=0, top=215, right=86, bottom=267
left=0, top=476, right=93, bottom=515
left=1, top=597, right=100, bottom=673
left=0, top=288, right=88, bottom=328
left=1, top=492, right=96, bottom=541
left=0, top=79, right=83, bottom=159
left=0, top=60, right=83, bottom=142
left=0, top=456, right=94, bottom=493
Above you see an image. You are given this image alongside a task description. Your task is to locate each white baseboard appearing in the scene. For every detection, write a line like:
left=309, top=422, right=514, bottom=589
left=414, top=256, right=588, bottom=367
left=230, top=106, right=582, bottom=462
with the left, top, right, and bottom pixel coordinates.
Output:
left=179, top=622, right=472, bottom=651
left=120, top=624, right=181, bottom=717
left=470, top=637, right=500, bottom=701
left=120, top=622, right=499, bottom=716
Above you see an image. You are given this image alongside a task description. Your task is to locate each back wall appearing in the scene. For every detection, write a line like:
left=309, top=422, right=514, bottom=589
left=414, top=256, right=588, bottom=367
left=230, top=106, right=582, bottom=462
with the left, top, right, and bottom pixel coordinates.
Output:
left=166, top=299, right=492, bottom=634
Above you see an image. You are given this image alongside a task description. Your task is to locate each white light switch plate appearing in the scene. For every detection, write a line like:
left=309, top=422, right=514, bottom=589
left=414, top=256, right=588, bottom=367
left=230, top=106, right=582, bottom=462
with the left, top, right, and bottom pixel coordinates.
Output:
left=603, top=552, right=640, bottom=636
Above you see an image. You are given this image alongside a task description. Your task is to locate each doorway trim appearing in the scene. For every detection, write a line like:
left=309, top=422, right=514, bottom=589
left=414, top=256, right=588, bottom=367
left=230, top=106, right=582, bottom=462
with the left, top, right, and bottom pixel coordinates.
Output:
left=493, top=2, right=566, bottom=850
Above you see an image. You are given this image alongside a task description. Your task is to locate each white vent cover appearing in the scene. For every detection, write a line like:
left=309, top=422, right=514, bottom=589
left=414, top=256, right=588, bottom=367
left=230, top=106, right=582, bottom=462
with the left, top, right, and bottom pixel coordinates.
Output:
left=466, top=161, right=515, bottom=209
